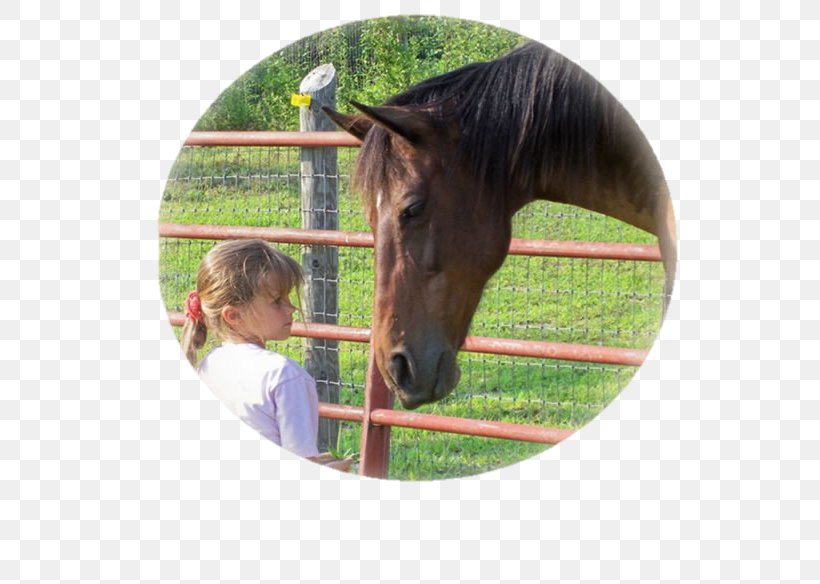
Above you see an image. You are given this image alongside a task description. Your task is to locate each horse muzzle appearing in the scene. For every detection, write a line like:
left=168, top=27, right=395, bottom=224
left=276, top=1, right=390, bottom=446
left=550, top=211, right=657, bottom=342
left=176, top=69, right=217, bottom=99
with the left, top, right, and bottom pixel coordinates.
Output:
left=383, top=344, right=459, bottom=409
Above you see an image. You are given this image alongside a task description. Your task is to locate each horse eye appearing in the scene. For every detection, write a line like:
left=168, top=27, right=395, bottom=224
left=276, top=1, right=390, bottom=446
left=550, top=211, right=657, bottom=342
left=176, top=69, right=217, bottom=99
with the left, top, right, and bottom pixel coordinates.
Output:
left=399, top=201, right=426, bottom=223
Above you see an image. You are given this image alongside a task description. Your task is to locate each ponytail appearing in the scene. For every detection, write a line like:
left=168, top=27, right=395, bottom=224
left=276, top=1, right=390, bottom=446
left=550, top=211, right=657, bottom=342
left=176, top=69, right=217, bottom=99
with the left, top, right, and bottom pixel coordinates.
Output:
left=180, top=317, right=208, bottom=368
left=180, top=290, right=208, bottom=368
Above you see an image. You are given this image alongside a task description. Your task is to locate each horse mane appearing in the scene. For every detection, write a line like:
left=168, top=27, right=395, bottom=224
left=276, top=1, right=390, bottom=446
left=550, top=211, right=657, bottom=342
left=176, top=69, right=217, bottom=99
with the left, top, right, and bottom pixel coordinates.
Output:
left=354, top=42, right=642, bottom=210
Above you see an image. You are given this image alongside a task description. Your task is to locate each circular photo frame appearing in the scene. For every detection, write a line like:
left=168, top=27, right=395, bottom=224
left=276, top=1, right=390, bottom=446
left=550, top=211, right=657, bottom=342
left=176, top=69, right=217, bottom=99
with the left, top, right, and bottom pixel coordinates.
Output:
left=160, top=16, right=675, bottom=480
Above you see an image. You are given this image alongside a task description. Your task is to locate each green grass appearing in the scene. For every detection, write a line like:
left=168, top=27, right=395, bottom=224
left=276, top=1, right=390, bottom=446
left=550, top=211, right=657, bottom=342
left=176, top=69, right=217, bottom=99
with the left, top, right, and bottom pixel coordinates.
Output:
left=160, top=146, right=666, bottom=480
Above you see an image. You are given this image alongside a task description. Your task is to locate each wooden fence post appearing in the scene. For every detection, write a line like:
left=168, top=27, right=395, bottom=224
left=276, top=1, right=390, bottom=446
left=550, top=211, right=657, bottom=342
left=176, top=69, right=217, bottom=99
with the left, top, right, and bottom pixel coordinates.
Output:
left=298, top=64, right=340, bottom=453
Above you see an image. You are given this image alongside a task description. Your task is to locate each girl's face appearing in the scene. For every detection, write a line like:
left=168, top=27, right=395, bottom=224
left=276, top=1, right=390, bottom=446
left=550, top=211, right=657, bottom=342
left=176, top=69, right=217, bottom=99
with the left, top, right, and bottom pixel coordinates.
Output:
left=236, top=289, right=298, bottom=345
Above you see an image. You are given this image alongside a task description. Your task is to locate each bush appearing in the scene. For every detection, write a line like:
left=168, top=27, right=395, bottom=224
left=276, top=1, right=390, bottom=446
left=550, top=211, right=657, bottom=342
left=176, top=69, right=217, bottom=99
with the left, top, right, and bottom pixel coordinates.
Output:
left=194, top=17, right=524, bottom=131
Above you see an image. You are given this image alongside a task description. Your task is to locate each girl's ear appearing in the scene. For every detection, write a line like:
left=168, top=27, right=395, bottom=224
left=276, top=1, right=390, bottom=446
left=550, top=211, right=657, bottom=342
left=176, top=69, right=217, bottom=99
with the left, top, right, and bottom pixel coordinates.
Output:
left=221, top=305, right=243, bottom=327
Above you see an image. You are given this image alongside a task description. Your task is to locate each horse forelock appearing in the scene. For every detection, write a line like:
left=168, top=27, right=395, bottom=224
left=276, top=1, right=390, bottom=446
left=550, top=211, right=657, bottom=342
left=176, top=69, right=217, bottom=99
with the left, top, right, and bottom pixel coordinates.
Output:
left=353, top=126, right=404, bottom=212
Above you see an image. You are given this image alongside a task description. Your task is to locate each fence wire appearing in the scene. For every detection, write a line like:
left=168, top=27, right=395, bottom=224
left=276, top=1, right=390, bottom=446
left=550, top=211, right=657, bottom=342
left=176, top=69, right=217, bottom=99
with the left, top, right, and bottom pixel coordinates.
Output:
left=160, top=144, right=665, bottom=479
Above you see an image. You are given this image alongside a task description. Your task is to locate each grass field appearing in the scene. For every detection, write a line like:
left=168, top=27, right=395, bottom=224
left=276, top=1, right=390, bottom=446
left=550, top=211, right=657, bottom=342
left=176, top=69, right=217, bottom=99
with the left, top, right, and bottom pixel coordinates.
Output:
left=159, top=145, right=666, bottom=480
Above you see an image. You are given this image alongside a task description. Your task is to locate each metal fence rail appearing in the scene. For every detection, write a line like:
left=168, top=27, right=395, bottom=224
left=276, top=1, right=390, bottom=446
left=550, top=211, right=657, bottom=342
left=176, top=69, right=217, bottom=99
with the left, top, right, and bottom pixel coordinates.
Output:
left=160, top=221, right=663, bottom=263
left=186, top=131, right=362, bottom=148
left=166, top=311, right=649, bottom=369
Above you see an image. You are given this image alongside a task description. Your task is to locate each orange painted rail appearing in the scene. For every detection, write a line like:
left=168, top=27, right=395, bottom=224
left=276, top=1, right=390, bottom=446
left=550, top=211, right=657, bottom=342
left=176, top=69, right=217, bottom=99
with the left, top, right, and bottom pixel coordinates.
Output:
left=159, top=222, right=662, bottom=263
left=166, top=312, right=647, bottom=367
left=185, top=131, right=362, bottom=147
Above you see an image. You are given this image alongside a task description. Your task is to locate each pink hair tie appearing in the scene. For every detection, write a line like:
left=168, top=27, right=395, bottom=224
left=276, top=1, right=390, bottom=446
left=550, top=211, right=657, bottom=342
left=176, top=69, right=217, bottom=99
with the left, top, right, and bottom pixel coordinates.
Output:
left=185, top=291, right=203, bottom=323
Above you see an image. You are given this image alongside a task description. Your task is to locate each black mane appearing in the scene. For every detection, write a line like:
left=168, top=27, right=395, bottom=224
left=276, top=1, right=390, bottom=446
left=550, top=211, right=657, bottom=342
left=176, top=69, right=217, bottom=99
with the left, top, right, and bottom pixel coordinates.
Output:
left=355, top=42, right=639, bottom=208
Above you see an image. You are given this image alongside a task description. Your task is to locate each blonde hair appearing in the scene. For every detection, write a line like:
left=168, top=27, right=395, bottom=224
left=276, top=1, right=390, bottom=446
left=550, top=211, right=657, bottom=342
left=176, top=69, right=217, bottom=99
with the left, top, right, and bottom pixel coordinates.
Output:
left=180, top=239, right=304, bottom=367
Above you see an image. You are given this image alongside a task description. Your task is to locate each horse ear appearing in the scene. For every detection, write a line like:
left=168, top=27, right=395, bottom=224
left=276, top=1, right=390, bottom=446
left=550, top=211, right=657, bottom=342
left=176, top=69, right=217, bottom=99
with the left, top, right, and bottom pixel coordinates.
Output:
left=350, top=101, right=434, bottom=145
left=322, top=107, right=373, bottom=141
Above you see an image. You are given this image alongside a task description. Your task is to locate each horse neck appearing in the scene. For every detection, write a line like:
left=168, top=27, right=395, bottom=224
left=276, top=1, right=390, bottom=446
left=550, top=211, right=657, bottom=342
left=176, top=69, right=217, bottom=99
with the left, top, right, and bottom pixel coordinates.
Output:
left=521, top=156, right=677, bottom=308
left=518, top=111, right=667, bottom=238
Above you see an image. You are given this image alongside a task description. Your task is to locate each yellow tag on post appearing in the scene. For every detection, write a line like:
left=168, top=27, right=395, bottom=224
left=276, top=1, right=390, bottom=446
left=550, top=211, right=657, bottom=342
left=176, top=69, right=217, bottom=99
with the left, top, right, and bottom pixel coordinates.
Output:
left=291, top=94, right=312, bottom=107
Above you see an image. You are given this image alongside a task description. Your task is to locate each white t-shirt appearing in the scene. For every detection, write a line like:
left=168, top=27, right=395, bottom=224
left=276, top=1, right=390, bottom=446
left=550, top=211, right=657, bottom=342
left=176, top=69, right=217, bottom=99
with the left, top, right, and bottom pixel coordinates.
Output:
left=197, top=342, right=319, bottom=457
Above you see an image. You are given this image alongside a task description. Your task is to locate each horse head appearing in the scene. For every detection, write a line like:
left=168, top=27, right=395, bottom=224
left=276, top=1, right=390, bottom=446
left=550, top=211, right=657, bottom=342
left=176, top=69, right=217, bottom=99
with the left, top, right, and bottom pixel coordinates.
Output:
left=324, top=44, right=677, bottom=410
left=325, top=102, right=513, bottom=409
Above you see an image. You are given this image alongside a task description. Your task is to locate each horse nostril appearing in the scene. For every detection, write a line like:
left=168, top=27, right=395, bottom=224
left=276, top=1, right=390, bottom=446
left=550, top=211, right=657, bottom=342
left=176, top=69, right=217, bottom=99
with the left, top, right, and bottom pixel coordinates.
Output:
left=390, top=352, right=414, bottom=388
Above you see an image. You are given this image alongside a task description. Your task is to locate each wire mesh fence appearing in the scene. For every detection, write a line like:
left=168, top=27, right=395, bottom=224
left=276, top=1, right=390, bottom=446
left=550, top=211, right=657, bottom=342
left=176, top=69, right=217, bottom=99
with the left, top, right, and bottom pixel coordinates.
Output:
left=160, top=143, right=665, bottom=479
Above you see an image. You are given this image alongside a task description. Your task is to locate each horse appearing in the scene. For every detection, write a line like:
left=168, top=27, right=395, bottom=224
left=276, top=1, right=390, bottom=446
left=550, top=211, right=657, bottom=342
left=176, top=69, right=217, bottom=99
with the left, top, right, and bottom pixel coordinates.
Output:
left=324, top=42, right=677, bottom=410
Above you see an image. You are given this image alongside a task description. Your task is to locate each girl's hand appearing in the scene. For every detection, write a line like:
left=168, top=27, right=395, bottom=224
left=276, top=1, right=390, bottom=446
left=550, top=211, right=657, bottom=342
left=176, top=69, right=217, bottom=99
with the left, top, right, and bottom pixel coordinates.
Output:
left=308, top=452, right=356, bottom=473
left=322, top=457, right=356, bottom=472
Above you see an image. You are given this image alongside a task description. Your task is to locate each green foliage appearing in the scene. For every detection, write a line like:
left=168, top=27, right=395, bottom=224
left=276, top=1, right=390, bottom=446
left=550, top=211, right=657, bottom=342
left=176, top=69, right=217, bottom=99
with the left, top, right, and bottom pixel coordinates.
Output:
left=194, top=16, right=524, bottom=131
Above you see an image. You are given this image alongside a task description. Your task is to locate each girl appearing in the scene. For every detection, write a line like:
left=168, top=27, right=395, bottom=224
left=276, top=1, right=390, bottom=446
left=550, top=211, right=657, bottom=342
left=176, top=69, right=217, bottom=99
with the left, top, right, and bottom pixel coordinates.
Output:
left=180, top=239, right=352, bottom=470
